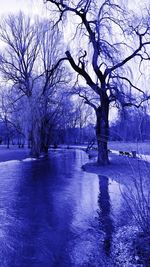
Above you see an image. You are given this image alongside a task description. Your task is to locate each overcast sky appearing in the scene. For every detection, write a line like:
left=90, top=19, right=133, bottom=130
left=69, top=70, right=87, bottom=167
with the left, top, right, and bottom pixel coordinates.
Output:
left=0, top=0, right=149, bottom=18
left=0, top=0, right=149, bottom=15
left=0, top=0, right=46, bottom=17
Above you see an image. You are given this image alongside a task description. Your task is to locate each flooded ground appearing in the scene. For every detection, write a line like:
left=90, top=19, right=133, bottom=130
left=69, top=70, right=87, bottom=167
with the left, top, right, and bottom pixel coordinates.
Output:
left=0, top=149, right=128, bottom=266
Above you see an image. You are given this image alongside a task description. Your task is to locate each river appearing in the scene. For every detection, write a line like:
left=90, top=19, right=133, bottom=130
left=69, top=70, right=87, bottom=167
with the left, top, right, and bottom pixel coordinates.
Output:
left=0, top=149, right=126, bottom=267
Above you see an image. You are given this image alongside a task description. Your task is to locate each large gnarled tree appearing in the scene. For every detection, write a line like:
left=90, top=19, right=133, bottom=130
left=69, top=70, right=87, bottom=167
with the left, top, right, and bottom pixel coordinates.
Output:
left=45, top=0, right=150, bottom=165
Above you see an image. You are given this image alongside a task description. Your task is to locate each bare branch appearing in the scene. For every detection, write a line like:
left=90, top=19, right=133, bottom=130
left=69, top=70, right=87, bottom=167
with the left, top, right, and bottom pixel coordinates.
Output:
left=65, top=50, right=99, bottom=94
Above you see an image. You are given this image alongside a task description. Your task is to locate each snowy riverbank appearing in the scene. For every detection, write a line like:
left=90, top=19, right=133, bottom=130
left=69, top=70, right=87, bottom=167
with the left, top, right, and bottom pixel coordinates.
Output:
left=83, top=153, right=150, bottom=266
left=0, top=146, right=30, bottom=162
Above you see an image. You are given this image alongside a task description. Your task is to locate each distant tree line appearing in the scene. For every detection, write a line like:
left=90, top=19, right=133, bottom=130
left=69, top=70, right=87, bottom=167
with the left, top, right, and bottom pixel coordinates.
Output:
left=110, top=107, right=150, bottom=141
left=0, top=80, right=95, bottom=149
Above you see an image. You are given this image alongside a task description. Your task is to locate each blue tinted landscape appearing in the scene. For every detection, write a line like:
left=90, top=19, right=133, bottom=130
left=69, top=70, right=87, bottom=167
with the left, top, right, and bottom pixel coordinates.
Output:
left=0, top=0, right=150, bottom=266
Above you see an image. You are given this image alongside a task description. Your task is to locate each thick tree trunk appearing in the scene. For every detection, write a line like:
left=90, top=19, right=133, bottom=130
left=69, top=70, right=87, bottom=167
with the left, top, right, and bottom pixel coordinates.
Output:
left=30, top=119, right=41, bottom=157
left=96, top=92, right=109, bottom=165
left=7, top=136, right=10, bottom=149
left=40, top=119, right=50, bottom=155
left=28, top=96, right=41, bottom=157
left=31, top=131, right=41, bottom=157
left=30, top=120, right=49, bottom=157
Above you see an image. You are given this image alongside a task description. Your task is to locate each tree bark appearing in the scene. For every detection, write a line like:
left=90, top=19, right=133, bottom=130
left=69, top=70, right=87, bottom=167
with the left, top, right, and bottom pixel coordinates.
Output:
left=30, top=128, right=41, bottom=158
left=40, top=118, right=50, bottom=155
left=96, top=92, right=109, bottom=165
left=30, top=115, right=41, bottom=158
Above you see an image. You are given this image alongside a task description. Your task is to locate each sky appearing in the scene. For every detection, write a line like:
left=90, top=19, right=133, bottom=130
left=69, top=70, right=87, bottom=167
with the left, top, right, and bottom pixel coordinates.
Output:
left=0, top=0, right=46, bottom=17
left=0, top=0, right=149, bottom=17
left=0, top=0, right=148, bottom=17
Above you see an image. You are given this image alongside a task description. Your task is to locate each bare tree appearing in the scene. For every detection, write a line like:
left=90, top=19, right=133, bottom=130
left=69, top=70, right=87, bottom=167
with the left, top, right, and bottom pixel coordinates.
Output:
left=0, top=12, right=40, bottom=97
left=0, top=13, right=69, bottom=156
left=0, top=87, right=25, bottom=147
left=37, top=20, right=69, bottom=153
left=45, top=0, right=150, bottom=164
left=0, top=12, right=40, bottom=155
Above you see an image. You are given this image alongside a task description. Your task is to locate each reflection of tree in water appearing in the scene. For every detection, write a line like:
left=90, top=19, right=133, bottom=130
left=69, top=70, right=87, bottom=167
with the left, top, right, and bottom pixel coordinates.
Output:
left=98, top=175, right=114, bottom=255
